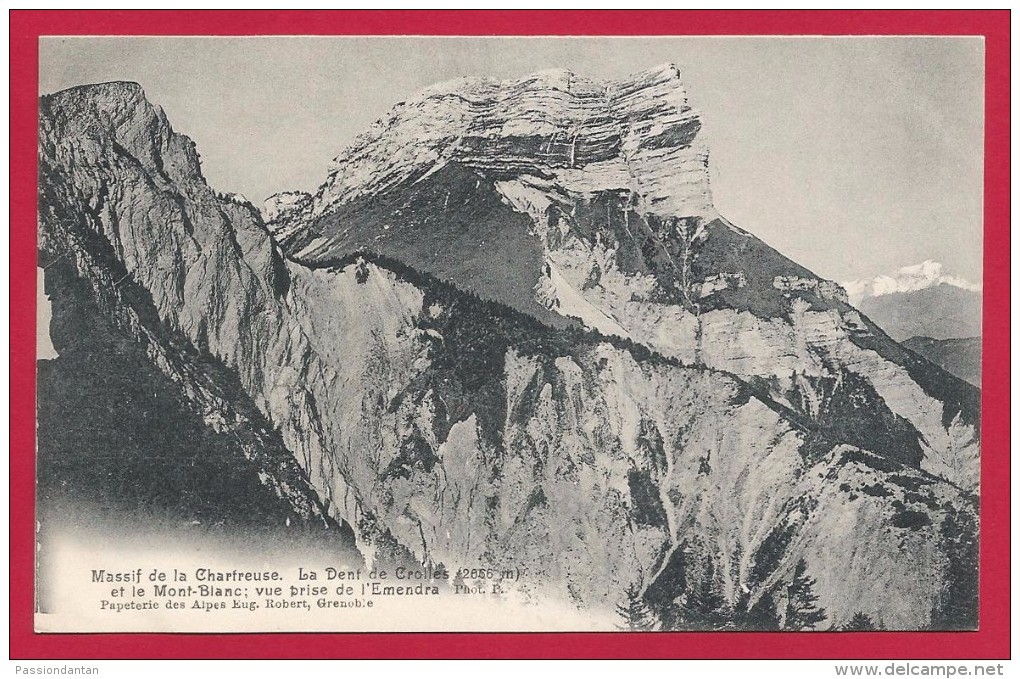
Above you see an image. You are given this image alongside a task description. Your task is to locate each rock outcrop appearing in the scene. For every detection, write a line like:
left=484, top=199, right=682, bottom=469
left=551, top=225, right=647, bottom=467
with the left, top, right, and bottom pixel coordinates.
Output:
left=267, top=65, right=980, bottom=493
left=37, top=76, right=979, bottom=630
left=36, top=85, right=360, bottom=554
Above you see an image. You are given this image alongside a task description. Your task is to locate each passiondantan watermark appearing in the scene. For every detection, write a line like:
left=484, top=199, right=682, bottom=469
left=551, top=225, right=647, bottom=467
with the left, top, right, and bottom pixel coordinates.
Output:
left=14, top=667, right=99, bottom=675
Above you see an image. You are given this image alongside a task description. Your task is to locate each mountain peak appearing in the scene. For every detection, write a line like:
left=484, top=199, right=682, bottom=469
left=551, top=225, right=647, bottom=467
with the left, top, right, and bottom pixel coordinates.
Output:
left=300, top=64, right=710, bottom=225
left=46, top=79, right=144, bottom=99
left=848, top=260, right=982, bottom=341
left=643, top=61, right=683, bottom=78
left=37, top=63, right=982, bottom=631
left=416, top=63, right=686, bottom=99
left=43, top=80, right=148, bottom=119
left=40, top=80, right=207, bottom=205
left=843, top=260, right=981, bottom=302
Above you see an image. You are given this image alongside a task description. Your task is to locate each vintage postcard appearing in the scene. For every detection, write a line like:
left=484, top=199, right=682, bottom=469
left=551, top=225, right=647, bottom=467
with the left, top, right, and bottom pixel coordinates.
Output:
left=23, top=20, right=1002, bottom=650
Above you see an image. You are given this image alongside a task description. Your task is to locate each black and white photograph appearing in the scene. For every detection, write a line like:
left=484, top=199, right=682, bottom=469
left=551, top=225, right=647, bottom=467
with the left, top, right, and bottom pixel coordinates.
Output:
left=35, top=35, right=983, bottom=633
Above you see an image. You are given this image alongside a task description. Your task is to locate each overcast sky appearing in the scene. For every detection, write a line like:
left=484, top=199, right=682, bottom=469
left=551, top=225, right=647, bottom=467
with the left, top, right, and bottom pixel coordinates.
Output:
left=39, top=36, right=984, bottom=284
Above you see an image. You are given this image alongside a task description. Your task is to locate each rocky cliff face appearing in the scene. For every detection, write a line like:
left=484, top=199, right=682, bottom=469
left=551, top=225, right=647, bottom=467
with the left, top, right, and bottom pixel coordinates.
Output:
left=267, top=65, right=980, bottom=494
left=38, top=76, right=978, bottom=630
left=36, top=83, right=365, bottom=558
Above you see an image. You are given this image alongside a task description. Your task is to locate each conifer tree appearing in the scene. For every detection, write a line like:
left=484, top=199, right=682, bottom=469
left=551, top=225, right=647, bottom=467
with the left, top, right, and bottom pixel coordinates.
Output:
left=928, top=508, right=978, bottom=630
left=680, top=572, right=729, bottom=630
left=784, top=559, right=827, bottom=630
left=841, top=612, right=877, bottom=631
left=616, top=584, right=659, bottom=631
left=738, top=590, right=782, bottom=631
left=668, top=549, right=731, bottom=631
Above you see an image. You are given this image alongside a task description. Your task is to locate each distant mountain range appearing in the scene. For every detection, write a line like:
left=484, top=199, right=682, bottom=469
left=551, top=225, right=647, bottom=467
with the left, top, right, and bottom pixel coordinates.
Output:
left=903, top=337, right=981, bottom=387
left=843, top=262, right=981, bottom=342
left=843, top=260, right=980, bottom=303
left=857, top=284, right=981, bottom=342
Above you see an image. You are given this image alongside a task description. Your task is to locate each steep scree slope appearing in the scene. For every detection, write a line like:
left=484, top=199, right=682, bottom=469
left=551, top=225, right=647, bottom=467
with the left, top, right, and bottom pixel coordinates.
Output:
left=266, top=65, right=980, bottom=492
left=38, top=80, right=977, bottom=629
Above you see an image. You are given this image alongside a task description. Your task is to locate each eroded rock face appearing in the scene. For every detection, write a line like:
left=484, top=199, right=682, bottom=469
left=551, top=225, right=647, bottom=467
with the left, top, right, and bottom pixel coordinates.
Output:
left=38, top=79, right=977, bottom=630
left=284, top=65, right=711, bottom=234
left=266, top=66, right=979, bottom=493
left=36, top=84, right=356, bottom=547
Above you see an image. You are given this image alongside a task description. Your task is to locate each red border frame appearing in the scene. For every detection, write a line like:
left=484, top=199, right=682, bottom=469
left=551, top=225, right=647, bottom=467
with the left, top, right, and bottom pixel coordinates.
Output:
left=9, top=10, right=1010, bottom=660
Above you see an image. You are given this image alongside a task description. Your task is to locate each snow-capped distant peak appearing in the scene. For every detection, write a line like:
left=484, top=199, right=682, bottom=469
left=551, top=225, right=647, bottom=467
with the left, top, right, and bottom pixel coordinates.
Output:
left=842, top=260, right=981, bottom=303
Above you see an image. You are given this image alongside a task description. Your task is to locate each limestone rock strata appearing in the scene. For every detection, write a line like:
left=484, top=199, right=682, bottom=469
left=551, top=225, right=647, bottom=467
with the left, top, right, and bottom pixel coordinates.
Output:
left=266, top=67, right=979, bottom=491
left=38, top=81, right=978, bottom=629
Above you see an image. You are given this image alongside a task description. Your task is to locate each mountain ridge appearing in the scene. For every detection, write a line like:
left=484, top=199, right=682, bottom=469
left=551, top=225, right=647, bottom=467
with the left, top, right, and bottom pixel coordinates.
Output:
left=263, top=67, right=979, bottom=492
left=903, top=336, right=981, bottom=387
left=857, top=284, right=982, bottom=342
left=36, top=76, right=980, bottom=629
left=843, top=260, right=981, bottom=303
